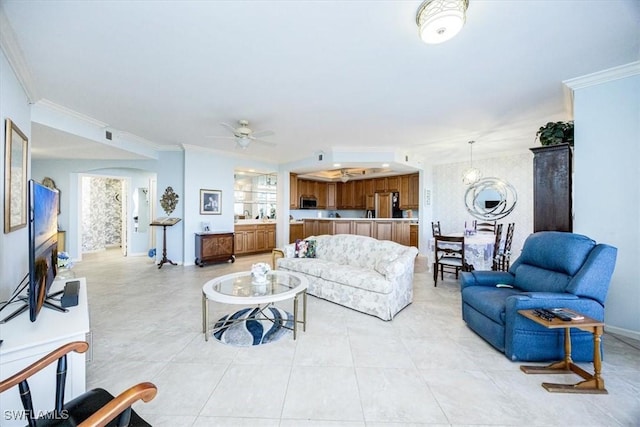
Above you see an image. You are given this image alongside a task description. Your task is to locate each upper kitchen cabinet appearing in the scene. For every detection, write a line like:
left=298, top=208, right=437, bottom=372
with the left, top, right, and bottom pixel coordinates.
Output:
left=399, top=173, right=419, bottom=210
left=290, top=173, right=298, bottom=209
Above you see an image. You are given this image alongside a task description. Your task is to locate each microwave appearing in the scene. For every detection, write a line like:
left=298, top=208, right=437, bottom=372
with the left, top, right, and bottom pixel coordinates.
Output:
left=300, top=197, right=317, bottom=209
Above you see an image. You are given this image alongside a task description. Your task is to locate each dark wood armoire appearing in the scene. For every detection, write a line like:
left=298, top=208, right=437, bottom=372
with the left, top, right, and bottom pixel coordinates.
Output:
left=530, top=143, right=573, bottom=232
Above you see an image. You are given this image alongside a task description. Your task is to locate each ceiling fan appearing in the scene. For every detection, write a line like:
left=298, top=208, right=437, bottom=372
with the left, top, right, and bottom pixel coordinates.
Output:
left=337, top=168, right=366, bottom=182
left=207, top=119, right=275, bottom=149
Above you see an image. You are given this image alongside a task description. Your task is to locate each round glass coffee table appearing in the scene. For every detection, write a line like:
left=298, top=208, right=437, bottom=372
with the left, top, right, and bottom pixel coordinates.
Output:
left=202, top=270, right=308, bottom=341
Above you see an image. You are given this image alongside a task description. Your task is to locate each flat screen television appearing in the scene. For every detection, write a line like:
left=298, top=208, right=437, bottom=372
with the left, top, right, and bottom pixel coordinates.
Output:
left=29, top=179, right=60, bottom=321
left=0, top=180, right=62, bottom=323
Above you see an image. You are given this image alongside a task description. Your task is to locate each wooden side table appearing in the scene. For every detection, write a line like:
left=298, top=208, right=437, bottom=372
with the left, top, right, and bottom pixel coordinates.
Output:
left=518, top=309, right=607, bottom=394
left=150, top=217, right=181, bottom=269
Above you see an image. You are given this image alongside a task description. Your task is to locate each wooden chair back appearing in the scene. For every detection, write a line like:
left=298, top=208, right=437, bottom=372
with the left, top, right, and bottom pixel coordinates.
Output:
left=433, top=235, right=465, bottom=286
left=431, top=221, right=441, bottom=237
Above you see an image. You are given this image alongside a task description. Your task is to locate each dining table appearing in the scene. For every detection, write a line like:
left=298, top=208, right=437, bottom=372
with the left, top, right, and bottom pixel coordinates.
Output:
left=427, top=232, right=497, bottom=272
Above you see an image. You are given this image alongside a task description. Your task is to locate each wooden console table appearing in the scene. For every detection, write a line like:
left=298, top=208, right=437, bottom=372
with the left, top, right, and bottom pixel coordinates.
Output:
left=150, top=217, right=181, bottom=269
left=518, top=309, right=607, bottom=394
left=194, top=232, right=235, bottom=266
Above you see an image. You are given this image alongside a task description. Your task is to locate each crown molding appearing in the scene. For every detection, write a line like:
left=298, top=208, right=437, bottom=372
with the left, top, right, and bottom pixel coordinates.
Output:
left=0, top=4, right=39, bottom=102
left=35, top=99, right=108, bottom=128
left=563, top=61, right=640, bottom=90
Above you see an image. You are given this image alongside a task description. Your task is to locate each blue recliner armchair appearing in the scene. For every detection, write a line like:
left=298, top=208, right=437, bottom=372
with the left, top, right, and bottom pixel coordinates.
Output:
left=460, top=231, right=617, bottom=362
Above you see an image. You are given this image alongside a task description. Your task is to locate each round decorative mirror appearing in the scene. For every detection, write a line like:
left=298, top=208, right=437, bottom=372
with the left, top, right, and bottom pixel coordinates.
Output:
left=464, top=177, right=517, bottom=220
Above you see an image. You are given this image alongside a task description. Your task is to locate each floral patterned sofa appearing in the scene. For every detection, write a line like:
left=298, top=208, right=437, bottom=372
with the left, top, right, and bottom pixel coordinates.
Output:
left=273, top=234, right=419, bottom=320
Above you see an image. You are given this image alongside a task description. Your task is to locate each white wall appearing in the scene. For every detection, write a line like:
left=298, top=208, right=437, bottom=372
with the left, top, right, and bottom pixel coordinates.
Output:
left=0, top=49, right=30, bottom=300
left=570, top=64, right=640, bottom=339
left=182, top=147, right=278, bottom=266
left=433, top=152, right=534, bottom=259
left=31, top=160, right=158, bottom=260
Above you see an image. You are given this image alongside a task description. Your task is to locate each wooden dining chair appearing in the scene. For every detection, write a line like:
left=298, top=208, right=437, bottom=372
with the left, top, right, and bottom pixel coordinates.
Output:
left=491, top=223, right=504, bottom=271
left=431, top=221, right=441, bottom=237
left=0, top=341, right=157, bottom=427
left=433, top=235, right=465, bottom=287
left=495, top=222, right=515, bottom=271
left=476, top=220, right=496, bottom=233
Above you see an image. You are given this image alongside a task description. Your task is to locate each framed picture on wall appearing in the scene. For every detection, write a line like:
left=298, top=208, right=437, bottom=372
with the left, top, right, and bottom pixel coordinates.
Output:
left=4, top=118, right=28, bottom=233
left=200, top=189, right=221, bottom=215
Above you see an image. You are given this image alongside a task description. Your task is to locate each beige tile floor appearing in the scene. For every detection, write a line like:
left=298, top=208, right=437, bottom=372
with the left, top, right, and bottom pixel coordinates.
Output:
left=74, top=249, right=640, bottom=426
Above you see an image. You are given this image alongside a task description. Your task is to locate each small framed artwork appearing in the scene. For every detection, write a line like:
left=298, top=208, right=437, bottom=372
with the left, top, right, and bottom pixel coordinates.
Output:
left=200, top=189, right=221, bottom=215
left=4, top=118, right=28, bottom=233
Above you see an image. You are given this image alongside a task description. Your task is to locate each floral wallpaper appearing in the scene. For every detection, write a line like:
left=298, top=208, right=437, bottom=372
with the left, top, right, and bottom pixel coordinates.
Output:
left=81, top=176, right=124, bottom=252
left=433, top=152, right=534, bottom=258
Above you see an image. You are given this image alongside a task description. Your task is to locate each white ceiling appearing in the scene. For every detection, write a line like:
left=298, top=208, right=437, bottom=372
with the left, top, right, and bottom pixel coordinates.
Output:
left=2, top=1, right=639, bottom=168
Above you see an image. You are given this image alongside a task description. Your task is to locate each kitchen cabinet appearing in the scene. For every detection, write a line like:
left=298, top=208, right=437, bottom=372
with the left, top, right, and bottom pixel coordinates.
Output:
left=290, top=223, right=304, bottom=243
left=353, top=180, right=365, bottom=209
left=410, top=224, right=419, bottom=248
left=316, top=182, right=327, bottom=209
left=338, top=181, right=354, bottom=208
left=303, top=219, right=318, bottom=238
left=298, top=179, right=317, bottom=198
left=326, top=182, right=337, bottom=210
left=531, top=144, right=573, bottom=232
left=392, top=221, right=410, bottom=246
left=353, top=220, right=373, bottom=237
left=290, top=173, right=298, bottom=208
left=399, top=173, right=420, bottom=210
left=300, top=219, right=415, bottom=247
left=376, top=192, right=392, bottom=218
left=409, top=173, right=419, bottom=207
left=364, top=179, right=375, bottom=196
left=386, top=176, right=400, bottom=192
left=195, top=232, right=235, bottom=266
left=374, top=220, right=394, bottom=240
left=333, top=220, right=352, bottom=235
left=374, top=177, right=387, bottom=193
left=366, top=194, right=375, bottom=210
left=234, top=223, right=276, bottom=255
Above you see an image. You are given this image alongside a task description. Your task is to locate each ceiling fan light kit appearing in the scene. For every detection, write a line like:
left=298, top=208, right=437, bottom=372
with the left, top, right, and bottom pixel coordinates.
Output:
left=416, top=0, right=469, bottom=44
left=212, top=119, right=276, bottom=150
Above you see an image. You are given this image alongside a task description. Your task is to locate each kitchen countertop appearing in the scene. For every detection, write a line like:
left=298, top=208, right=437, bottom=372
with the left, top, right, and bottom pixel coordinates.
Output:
left=295, top=218, right=418, bottom=223
left=235, top=218, right=418, bottom=225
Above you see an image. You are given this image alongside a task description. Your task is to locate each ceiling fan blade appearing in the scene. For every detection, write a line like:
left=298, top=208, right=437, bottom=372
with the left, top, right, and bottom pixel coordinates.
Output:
left=252, top=138, right=277, bottom=148
left=251, top=129, right=274, bottom=138
left=220, top=122, right=237, bottom=134
left=205, top=135, right=236, bottom=139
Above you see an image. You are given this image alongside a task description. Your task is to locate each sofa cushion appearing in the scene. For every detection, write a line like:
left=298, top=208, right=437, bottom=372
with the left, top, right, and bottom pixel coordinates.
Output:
left=462, top=287, right=522, bottom=324
left=319, top=264, right=392, bottom=294
left=374, top=253, right=399, bottom=276
left=510, top=232, right=595, bottom=276
left=279, top=257, right=392, bottom=293
left=278, top=257, right=333, bottom=278
left=512, top=264, right=571, bottom=293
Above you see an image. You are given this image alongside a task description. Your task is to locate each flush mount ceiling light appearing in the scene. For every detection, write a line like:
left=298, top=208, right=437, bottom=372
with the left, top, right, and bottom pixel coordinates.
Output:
left=416, top=0, right=469, bottom=44
left=462, top=140, right=482, bottom=185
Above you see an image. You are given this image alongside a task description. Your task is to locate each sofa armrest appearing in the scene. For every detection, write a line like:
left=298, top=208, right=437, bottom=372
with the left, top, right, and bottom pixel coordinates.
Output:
left=378, top=248, right=419, bottom=279
left=272, top=249, right=285, bottom=269
left=460, top=271, right=515, bottom=290
left=272, top=243, right=296, bottom=269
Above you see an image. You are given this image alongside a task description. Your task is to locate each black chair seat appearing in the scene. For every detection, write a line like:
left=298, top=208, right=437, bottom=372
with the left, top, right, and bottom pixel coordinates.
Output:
left=35, top=388, right=151, bottom=427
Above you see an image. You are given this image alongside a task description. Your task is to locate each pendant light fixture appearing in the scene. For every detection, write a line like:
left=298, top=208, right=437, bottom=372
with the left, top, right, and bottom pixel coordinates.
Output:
left=416, top=0, right=469, bottom=45
left=462, top=140, right=482, bottom=185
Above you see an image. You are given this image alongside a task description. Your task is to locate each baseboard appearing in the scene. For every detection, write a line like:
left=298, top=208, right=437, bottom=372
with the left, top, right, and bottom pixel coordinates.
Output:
left=606, top=324, right=640, bottom=341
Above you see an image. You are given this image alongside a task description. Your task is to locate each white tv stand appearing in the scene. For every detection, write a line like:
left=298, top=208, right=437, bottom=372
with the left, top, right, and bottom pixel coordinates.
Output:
left=0, top=277, right=90, bottom=427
